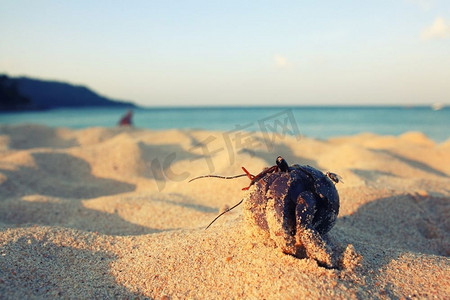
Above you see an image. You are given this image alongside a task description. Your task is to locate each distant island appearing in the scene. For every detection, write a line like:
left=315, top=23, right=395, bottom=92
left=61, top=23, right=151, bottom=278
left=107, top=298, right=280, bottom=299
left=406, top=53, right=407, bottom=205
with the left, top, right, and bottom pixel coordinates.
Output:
left=0, top=74, right=137, bottom=111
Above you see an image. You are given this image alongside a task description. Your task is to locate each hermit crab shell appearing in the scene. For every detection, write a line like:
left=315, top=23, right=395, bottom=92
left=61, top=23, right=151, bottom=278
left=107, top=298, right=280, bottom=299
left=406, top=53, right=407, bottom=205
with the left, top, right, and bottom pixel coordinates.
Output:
left=243, top=164, right=339, bottom=266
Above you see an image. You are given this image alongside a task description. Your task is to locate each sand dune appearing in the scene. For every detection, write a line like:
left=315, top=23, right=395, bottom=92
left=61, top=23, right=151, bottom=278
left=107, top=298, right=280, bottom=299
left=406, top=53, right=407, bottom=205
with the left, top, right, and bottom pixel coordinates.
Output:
left=0, top=124, right=449, bottom=299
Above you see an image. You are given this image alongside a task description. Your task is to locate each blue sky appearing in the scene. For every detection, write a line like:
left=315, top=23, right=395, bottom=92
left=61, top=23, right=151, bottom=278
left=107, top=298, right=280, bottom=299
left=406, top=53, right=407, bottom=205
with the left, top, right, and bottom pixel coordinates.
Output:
left=1, top=1, right=449, bottom=106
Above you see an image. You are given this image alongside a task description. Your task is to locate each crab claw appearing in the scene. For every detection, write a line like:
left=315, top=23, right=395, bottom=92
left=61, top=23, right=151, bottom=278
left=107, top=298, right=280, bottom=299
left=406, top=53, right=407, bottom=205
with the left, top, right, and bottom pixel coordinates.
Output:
left=241, top=167, right=254, bottom=180
left=241, top=167, right=255, bottom=190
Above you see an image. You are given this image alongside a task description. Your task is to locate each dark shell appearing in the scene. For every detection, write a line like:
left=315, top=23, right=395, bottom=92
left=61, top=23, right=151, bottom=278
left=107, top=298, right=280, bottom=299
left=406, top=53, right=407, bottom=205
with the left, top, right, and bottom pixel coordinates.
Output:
left=243, top=164, right=340, bottom=267
left=291, top=165, right=340, bottom=234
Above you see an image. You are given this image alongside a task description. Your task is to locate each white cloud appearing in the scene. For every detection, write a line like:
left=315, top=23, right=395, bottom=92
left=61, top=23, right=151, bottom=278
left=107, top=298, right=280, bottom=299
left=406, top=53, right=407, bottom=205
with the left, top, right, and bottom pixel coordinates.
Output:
left=406, top=0, right=434, bottom=11
left=274, top=55, right=288, bottom=68
left=421, top=17, right=450, bottom=40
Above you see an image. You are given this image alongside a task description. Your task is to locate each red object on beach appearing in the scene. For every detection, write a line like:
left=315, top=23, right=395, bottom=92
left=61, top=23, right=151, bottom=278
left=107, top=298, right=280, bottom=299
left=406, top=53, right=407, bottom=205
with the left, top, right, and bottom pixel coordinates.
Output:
left=119, top=110, right=133, bottom=126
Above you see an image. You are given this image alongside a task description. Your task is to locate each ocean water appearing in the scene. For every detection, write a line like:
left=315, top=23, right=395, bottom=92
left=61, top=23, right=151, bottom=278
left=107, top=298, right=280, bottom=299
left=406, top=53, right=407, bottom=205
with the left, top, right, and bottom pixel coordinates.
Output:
left=0, top=106, right=449, bottom=142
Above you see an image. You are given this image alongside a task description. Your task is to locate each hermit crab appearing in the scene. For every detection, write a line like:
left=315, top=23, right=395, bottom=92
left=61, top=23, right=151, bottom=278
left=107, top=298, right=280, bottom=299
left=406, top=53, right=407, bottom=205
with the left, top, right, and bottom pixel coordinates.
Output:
left=189, top=156, right=341, bottom=267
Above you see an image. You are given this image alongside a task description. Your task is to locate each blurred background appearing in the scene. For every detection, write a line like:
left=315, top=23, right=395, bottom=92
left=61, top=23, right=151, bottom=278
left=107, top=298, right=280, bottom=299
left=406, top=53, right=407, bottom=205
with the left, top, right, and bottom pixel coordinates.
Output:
left=1, top=1, right=449, bottom=140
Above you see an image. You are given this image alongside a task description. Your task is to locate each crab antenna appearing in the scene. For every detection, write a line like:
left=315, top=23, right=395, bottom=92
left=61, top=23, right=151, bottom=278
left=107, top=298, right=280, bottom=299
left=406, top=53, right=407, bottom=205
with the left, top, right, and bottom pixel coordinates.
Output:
left=188, top=173, right=249, bottom=183
left=205, top=199, right=244, bottom=230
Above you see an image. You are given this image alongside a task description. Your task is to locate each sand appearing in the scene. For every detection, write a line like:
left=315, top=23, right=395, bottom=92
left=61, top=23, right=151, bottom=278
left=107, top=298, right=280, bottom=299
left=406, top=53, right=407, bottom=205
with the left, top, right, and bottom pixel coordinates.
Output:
left=0, top=124, right=449, bottom=299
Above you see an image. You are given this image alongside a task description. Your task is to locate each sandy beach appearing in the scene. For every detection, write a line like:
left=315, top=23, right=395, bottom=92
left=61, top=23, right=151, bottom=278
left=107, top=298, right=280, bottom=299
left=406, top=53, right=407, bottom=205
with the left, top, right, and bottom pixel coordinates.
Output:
left=0, top=124, right=449, bottom=299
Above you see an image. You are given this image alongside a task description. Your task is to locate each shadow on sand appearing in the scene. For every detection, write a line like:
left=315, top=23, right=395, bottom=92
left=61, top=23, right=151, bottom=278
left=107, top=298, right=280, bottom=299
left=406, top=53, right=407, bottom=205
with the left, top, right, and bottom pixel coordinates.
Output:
left=333, top=192, right=449, bottom=297
left=0, top=125, right=79, bottom=150
left=0, top=152, right=135, bottom=199
left=371, top=149, right=448, bottom=177
left=0, top=236, right=147, bottom=298
left=0, top=152, right=163, bottom=235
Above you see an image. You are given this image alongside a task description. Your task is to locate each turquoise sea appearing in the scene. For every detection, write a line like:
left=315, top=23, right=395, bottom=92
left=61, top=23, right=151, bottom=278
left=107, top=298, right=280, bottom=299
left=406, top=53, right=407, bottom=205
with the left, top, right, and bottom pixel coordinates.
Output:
left=0, top=106, right=449, bottom=142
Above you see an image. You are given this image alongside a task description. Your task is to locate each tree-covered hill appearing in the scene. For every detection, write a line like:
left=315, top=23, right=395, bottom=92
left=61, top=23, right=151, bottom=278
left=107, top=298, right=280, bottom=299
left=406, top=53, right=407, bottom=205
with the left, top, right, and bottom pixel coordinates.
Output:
left=0, top=75, right=136, bottom=110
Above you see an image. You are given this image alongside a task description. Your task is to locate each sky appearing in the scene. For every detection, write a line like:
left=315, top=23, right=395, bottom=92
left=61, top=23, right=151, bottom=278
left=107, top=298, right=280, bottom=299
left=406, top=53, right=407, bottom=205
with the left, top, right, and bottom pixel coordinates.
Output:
left=1, top=0, right=450, bottom=107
